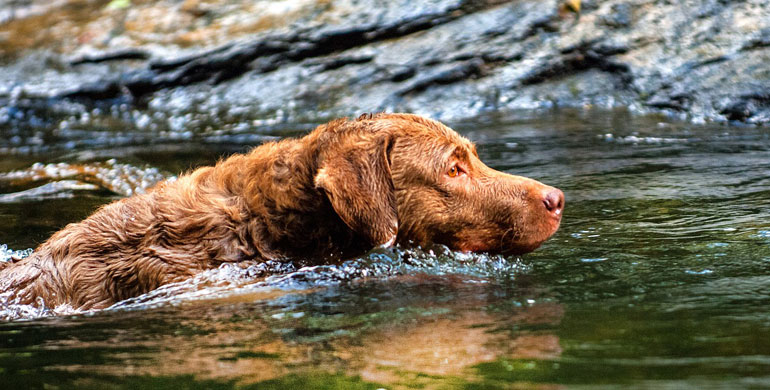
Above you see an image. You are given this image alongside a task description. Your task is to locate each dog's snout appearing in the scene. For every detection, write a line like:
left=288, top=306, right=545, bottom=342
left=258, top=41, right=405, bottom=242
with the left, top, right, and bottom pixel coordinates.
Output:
left=543, top=188, right=564, bottom=217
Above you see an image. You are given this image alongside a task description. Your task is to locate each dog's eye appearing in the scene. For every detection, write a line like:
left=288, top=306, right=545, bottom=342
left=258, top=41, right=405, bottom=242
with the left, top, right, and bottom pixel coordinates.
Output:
left=448, top=165, right=461, bottom=178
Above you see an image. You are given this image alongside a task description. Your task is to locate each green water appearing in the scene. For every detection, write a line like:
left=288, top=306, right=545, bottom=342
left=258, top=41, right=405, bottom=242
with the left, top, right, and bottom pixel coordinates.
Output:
left=1, top=110, right=769, bottom=389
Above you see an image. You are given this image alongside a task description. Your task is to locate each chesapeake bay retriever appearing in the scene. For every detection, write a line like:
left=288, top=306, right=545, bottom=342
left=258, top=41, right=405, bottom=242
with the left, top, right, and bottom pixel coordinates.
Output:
left=0, top=113, right=564, bottom=310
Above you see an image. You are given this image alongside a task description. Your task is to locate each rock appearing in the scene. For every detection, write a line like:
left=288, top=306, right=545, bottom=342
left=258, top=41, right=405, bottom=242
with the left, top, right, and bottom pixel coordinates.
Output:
left=600, top=3, right=633, bottom=29
left=397, top=59, right=485, bottom=96
left=68, top=49, right=150, bottom=66
left=0, top=0, right=768, bottom=131
left=718, top=92, right=770, bottom=123
left=742, top=27, right=770, bottom=51
left=518, top=39, right=631, bottom=86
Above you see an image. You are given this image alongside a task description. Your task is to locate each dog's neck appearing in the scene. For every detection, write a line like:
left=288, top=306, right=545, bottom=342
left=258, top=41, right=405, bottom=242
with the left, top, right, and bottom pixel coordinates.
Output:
left=209, top=136, right=366, bottom=262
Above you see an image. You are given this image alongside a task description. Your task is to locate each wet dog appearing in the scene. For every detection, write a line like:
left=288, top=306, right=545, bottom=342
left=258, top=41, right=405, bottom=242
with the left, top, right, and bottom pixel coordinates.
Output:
left=0, top=113, right=563, bottom=310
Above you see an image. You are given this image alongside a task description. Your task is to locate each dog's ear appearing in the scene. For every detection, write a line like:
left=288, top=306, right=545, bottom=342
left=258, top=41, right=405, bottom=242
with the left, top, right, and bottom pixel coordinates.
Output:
left=314, top=133, right=398, bottom=247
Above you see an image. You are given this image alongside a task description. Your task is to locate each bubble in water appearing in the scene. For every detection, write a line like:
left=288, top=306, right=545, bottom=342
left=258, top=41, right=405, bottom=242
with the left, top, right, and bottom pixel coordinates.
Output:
left=0, top=244, right=33, bottom=263
left=685, top=269, right=714, bottom=275
left=580, top=257, right=609, bottom=263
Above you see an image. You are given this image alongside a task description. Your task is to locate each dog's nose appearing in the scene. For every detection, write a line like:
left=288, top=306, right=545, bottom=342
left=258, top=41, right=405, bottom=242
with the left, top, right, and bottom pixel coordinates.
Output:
left=543, top=188, right=564, bottom=217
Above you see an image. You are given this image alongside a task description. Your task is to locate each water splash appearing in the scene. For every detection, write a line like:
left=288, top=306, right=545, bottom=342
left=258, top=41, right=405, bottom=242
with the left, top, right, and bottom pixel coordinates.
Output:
left=0, top=243, right=33, bottom=263
left=0, top=180, right=99, bottom=203
left=107, top=245, right=526, bottom=312
left=0, top=294, right=79, bottom=321
left=0, top=244, right=76, bottom=321
left=0, top=245, right=527, bottom=321
left=0, top=244, right=32, bottom=268
left=599, top=133, right=693, bottom=144
left=0, top=159, right=172, bottom=198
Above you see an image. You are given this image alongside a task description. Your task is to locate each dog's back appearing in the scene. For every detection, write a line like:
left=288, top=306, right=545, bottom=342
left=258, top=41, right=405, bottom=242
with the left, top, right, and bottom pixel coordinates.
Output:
left=0, top=165, right=272, bottom=309
left=0, top=127, right=356, bottom=309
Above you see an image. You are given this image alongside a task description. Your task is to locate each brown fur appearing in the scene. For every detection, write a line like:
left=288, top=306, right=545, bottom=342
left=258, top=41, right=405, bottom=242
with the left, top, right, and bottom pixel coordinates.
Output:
left=0, top=114, right=563, bottom=310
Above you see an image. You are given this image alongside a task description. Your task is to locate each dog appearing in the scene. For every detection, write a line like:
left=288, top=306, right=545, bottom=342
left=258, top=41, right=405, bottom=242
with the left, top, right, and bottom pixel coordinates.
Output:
left=0, top=113, right=564, bottom=310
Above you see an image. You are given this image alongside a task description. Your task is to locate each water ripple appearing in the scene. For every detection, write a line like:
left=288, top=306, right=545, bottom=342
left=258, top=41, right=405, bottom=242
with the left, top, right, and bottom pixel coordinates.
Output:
left=0, top=159, right=172, bottom=198
left=0, top=245, right=528, bottom=321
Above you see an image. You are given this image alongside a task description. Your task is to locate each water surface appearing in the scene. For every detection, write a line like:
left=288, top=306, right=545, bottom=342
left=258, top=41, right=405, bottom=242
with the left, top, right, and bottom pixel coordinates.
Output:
left=1, top=110, right=769, bottom=389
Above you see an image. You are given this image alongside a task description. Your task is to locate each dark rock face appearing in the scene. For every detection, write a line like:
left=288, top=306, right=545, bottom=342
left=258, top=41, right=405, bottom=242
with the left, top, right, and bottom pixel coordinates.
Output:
left=0, top=0, right=769, bottom=129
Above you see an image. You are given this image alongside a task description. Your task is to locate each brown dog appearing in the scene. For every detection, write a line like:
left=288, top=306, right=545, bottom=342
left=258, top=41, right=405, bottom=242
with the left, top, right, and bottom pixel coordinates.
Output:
left=0, top=113, right=563, bottom=310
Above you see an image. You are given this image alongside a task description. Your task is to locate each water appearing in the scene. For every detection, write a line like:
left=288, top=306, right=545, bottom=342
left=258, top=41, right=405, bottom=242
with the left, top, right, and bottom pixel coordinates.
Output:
left=1, top=109, right=769, bottom=389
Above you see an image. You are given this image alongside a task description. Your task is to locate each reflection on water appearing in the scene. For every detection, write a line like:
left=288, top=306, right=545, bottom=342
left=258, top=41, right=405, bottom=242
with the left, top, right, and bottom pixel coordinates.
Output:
left=0, top=273, right=563, bottom=389
left=1, top=109, right=770, bottom=389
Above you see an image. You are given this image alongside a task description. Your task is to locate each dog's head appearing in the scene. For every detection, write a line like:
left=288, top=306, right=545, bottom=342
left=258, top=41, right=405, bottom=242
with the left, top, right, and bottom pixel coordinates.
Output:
left=314, top=113, right=563, bottom=255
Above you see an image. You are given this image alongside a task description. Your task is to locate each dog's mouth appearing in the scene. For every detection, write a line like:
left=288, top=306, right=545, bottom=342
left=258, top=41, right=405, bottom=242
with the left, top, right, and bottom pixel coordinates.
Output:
left=452, top=218, right=562, bottom=256
left=516, top=211, right=563, bottom=254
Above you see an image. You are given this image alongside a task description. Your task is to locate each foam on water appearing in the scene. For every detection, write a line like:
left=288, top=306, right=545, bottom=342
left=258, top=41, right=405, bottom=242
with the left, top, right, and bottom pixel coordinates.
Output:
left=108, top=245, right=526, bottom=312
left=0, top=244, right=75, bottom=321
left=0, top=243, right=33, bottom=263
left=0, top=244, right=527, bottom=321
left=0, top=159, right=172, bottom=197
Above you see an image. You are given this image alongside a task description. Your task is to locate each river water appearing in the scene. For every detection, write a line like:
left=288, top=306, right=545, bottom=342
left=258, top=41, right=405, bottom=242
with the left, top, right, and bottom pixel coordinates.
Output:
left=0, top=109, right=769, bottom=389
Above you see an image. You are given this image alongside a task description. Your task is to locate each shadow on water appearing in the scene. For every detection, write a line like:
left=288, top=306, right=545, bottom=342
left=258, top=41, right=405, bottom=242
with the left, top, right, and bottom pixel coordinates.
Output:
left=1, top=109, right=770, bottom=389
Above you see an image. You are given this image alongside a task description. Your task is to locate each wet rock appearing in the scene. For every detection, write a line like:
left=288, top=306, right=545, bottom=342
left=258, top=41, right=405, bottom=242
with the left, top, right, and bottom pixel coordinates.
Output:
left=0, top=0, right=768, bottom=130
left=69, top=49, right=151, bottom=65
left=61, top=81, right=123, bottom=100
left=388, top=66, right=418, bottom=82
left=397, top=59, right=485, bottom=96
left=742, top=27, right=770, bottom=51
left=51, top=1, right=484, bottom=101
left=718, top=92, right=770, bottom=123
left=600, top=3, right=633, bottom=29
left=519, top=39, right=632, bottom=86
left=305, top=54, right=374, bottom=72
